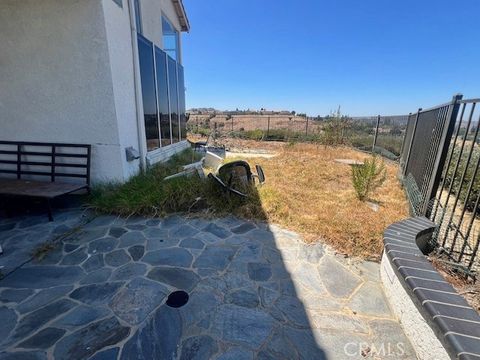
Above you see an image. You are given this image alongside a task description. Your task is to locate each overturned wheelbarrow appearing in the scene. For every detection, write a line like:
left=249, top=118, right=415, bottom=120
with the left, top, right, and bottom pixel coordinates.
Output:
left=209, top=160, right=265, bottom=198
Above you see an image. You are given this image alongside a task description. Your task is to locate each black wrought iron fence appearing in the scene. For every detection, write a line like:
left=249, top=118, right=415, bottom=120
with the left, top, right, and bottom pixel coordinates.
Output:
left=400, top=94, right=480, bottom=278
left=373, top=115, right=409, bottom=160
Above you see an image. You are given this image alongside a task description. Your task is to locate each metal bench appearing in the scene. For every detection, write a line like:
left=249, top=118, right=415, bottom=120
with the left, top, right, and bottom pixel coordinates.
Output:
left=0, top=141, right=91, bottom=221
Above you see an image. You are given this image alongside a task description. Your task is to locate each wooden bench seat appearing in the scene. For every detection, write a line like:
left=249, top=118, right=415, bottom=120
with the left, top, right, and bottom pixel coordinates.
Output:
left=0, top=141, right=91, bottom=221
left=0, top=179, right=88, bottom=199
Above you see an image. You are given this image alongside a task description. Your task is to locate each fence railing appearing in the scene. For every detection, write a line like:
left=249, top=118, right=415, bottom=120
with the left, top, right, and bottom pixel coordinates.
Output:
left=187, top=114, right=408, bottom=160
left=400, top=94, right=480, bottom=278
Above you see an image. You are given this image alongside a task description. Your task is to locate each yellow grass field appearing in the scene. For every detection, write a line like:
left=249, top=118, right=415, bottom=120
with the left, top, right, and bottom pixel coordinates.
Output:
left=228, top=141, right=409, bottom=259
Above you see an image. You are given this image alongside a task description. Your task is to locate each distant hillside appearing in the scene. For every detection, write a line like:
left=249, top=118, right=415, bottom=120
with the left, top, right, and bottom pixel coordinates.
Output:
left=187, top=113, right=320, bottom=133
left=351, top=115, right=409, bottom=126
left=188, top=109, right=299, bottom=116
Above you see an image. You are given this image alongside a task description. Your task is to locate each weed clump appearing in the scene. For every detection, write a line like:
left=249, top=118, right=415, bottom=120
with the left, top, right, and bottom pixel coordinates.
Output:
left=351, top=156, right=386, bottom=201
left=88, top=148, right=264, bottom=218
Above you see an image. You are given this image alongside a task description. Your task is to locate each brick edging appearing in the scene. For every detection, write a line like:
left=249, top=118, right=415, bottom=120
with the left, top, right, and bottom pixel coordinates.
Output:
left=383, top=217, right=480, bottom=359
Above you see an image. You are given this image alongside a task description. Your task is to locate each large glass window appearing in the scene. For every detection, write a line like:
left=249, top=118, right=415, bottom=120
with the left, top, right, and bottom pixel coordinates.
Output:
left=168, top=57, right=179, bottom=144
left=162, top=16, right=179, bottom=61
left=155, top=48, right=172, bottom=147
left=137, top=33, right=186, bottom=151
left=137, top=35, right=160, bottom=151
left=177, top=64, right=187, bottom=141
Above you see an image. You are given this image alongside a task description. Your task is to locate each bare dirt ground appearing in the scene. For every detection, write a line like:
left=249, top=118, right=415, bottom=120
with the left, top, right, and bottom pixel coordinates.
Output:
left=431, top=256, right=480, bottom=313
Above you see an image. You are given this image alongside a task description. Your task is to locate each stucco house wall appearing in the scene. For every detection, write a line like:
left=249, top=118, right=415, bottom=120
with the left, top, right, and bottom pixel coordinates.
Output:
left=0, top=0, right=127, bottom=183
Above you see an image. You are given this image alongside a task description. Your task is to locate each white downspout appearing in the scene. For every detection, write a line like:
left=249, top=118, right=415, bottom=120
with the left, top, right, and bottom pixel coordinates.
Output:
left=127, top=0, right=147, bottom=173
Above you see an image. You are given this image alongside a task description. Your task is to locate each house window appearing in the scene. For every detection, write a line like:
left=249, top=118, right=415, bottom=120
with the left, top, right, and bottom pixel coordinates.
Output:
left=112, top=0, right=123, bottom=8
left=168, top=56, right=179, bottom=143
left=177, top=65, right=187, bottom=140
left=134, top=0, right=142, bottom=34
left=137, top=36, right=160, bottom=151
left=137, top=34, right=186, bottom=151
left=155, top=48, right=172, bottom=147
left=162, top=16, right=179, bottom=61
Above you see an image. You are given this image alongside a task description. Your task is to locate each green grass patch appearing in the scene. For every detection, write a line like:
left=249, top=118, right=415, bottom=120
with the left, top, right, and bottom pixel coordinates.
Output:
left=88, top=148, right=265, bottom=219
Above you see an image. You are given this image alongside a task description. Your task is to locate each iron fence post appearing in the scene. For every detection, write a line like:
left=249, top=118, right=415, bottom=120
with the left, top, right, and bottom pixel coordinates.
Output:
left=399, top=113, right=412, bottom=160
left=403, top=108, right=422, bottom=177
left=422, top=94, right=463, bottom=215
left=372, top=115, right=380, bottom=153
left=267, top=117, right=270, bottom=138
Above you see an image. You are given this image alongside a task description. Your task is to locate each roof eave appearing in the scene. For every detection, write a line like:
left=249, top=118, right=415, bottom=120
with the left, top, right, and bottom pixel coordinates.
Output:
left=172, top=0, right=190, bottom=32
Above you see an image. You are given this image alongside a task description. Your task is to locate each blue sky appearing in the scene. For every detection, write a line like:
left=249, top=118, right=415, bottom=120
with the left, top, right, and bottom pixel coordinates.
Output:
left=182, top=0, right=479, bottom=116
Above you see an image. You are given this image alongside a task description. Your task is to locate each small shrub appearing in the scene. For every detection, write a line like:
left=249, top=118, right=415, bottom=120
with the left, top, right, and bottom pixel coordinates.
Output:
left=319, top=108, right=351, bottom=147
left=194, top=127, right=211, bottom=137
left=351, top=156, right=387, bottom=201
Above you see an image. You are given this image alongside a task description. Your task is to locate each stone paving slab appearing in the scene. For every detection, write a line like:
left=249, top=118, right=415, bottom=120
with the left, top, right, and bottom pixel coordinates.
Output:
left=0, top=212, right=416, bottom=359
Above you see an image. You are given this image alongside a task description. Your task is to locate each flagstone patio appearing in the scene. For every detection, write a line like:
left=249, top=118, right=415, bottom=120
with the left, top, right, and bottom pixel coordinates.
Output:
left=0, top=211, right=415, bottom=359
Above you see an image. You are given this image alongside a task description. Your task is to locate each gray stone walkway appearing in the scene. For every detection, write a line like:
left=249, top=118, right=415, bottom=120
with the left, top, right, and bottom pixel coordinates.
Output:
left=0, top=212, right=416, bottom=359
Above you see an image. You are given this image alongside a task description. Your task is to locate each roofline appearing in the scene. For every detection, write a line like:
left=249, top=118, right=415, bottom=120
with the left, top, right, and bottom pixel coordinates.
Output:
left=172, top=0, right=190, bottom=32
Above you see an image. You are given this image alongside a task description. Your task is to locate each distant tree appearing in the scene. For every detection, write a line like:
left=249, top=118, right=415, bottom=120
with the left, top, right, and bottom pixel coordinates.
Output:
left=319, top=106, right=352, bottom=147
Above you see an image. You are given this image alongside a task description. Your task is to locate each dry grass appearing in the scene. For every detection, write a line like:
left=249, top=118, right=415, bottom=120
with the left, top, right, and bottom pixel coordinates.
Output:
left=92, top=139, right=408, bottom=260
left=233, top=142, right=409, bottom=259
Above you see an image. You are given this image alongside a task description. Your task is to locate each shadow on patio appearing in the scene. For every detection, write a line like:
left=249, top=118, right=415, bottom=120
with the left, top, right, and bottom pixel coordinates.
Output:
left=0, top=189, right=414, bottom=359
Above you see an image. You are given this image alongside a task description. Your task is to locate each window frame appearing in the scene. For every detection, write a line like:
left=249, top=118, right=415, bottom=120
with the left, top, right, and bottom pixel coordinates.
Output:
left=161, top=14, right=180, bottom=62
left=134, top=0, right=143, bottom=34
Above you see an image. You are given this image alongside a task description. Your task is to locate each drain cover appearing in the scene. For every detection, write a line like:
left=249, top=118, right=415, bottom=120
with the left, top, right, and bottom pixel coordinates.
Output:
left=166, top=290, right=189, bottom=308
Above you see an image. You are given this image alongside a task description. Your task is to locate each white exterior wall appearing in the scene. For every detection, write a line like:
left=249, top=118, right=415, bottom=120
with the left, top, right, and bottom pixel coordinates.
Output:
left=0, top=0, right=126, bottom=184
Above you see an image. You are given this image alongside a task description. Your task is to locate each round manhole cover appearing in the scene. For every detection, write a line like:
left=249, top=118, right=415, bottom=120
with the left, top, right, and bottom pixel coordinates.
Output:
left=166, top=290, right=189, bottom=308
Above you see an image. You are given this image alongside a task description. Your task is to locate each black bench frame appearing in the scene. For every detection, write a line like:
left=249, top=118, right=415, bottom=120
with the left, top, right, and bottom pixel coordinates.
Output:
left=0, top=141, right=91, bottom=221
